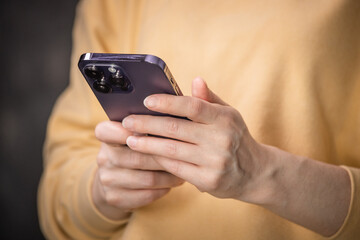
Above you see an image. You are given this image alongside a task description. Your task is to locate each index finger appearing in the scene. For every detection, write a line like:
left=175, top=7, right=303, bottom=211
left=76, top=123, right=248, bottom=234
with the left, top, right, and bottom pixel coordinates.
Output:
left=144, top=95, right=219, bottom=124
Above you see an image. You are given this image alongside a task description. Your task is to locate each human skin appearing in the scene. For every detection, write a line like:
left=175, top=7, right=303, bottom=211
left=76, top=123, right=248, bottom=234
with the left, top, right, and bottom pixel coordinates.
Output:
left=93, top=77, right=351, bottom=236
left=93, top=123, right=185, bottom=220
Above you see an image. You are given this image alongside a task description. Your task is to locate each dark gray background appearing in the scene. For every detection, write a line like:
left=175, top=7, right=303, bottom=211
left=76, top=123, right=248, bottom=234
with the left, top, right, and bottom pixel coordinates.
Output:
left=0, top=0, right=78, bottom=238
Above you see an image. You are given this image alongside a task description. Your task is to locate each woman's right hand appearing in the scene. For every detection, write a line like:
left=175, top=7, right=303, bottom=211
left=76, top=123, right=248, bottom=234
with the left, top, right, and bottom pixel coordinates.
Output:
left=92, top=121, right=184, bottom=220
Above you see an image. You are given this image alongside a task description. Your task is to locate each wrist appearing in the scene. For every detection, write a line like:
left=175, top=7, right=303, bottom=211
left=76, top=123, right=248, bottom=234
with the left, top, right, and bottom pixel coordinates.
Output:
left=247, top=146, right=351, bottom=236
left=234, top=139, right=285, bottom=206
left=234, top=139, right=352, bottom=236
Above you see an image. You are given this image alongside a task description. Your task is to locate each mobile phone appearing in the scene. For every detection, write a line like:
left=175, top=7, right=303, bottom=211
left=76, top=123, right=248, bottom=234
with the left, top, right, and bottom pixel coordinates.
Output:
left=78, top=53, right=182, bottom=121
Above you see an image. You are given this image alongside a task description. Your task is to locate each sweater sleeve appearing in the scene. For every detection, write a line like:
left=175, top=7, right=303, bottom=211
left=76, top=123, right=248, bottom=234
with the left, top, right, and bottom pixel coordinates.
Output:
left=328, top=166, right=360, bottom=240
left=37, top=0, right=144, bottom=238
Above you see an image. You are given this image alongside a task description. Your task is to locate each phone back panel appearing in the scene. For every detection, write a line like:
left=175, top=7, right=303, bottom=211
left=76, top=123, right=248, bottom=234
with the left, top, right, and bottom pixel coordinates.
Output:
left=78, top=53, right=182, bottom=122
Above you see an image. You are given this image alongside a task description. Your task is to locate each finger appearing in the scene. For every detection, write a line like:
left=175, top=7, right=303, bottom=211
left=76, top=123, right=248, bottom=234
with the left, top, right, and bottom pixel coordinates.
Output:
left=191, top=77, right=228, bottom=106
left=99, top=168, right=184, bottom=189
left=154, top=157, right=201, bottom=186
left=95, top=121, right=132, bottom=144
left=101, top=143, right=165, bottom=171
left=143, top=94, right=219, bottom=124
left=122, top=115, right=206, bottom=144
left=126, top=135, right=201, bottom=165
left=104, top=187, right=171, bottom=210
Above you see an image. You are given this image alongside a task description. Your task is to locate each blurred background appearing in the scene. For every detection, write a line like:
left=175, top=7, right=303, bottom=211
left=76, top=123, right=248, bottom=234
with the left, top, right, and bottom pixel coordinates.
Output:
left=0, top=0, right=78, bottom=238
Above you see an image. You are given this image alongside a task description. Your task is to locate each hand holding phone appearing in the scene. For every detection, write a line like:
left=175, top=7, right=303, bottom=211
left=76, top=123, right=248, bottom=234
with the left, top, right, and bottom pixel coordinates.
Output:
left=78, top=53, right=185, bottom=220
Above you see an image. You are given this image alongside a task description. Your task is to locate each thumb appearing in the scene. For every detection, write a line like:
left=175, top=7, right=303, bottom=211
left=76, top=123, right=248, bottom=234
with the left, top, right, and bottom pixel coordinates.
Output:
left=191, top=77, right=228, bottom=105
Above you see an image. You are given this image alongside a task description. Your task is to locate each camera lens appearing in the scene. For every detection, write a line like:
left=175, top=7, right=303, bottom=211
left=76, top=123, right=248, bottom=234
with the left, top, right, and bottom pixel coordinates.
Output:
left=93, top=81, right=111, bottom=93
left=109, top=71, right=129, bottom=90
left=84, top=65, right=104, bottom=80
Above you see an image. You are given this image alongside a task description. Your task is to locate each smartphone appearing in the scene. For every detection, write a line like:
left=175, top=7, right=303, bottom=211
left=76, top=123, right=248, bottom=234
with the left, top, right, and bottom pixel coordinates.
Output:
left=78, top=53, right=182, bottom=121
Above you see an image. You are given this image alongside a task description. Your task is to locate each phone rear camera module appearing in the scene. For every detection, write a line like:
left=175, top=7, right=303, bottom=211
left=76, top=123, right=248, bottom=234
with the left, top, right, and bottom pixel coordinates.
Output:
left=109, top=70, right=130, bottom=91
left=108, top=66, right=117, bottom=73
left=93, top=80, right=111, bottom=93
left=84, top=65, right=104, bottom=80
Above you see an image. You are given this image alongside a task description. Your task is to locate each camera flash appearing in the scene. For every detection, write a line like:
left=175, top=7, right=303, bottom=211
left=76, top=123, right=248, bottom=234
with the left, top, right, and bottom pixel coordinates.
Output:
left=108, top=66, right=116, bottom=73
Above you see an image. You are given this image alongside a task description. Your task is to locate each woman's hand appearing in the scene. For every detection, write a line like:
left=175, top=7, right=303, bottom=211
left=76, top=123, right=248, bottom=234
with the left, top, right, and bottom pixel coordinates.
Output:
left=121, top=77, right=351, bottom=237
left=121, top=78, right=272, bottom=201
left=92, top=121, right=184, bottom=220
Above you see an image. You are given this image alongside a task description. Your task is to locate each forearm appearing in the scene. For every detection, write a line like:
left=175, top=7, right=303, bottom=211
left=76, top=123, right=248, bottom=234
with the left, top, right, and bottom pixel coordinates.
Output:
left=256, top=144, right=351, bottom=237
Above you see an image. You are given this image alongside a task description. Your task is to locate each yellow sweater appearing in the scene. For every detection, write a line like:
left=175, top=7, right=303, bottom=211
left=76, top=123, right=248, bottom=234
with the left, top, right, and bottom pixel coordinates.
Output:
left=38, top=0, right=360, bottom=239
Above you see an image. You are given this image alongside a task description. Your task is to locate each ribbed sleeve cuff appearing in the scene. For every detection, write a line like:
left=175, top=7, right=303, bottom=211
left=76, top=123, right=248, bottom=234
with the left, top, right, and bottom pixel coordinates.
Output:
left=74, top=161, right=129, bottom=238
left=328, top=165, right=360, bottom=239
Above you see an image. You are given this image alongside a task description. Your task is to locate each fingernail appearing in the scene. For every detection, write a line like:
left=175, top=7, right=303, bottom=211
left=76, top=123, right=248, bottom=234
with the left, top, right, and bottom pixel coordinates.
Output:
left=122, top=117, right=134, bottom=129
left=126, top=136, right=138, bottom=147
left=144, top=96, right=157, bottom=108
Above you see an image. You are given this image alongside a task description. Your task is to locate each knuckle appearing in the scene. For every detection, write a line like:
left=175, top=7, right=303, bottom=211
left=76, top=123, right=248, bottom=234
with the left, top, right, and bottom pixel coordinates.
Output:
left=226, top=133, right=237, bottom=150
left=206, top=175, right=222, bottom=192
left=225, top=106, right=238, bottom=116
left=219, top=114, right=232, bottom=126
left=142, top=172, right=157, bottom=187
left=142, top=190, right=157, bottom=203
left=165, top=119, right=179, bottom=136
left=219, top=108, right=236, bottom=124
left=97, top=150, right=108, bottom=167
left=165, top=142, right=178, bottom=156
left=166, top=160, right=182, bottom=176
left=128, top=151, right=142, bottom=169
left=104, top=191, right=120, bottom=207
left=98, top=171, right=113, bottom=187
left=216, top=153, right=233, bottom=171
left=223, top=134, right=233, bottom=150
left=173, top=178, right=185, bottom=187
left=197, top=169, right=223, bottom=193
left=189, top=98, right=203, bottom=117
left=217, top=131, right=234, bottom=151
left=109, top=146, right=128, bottom=167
